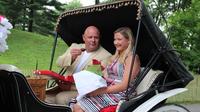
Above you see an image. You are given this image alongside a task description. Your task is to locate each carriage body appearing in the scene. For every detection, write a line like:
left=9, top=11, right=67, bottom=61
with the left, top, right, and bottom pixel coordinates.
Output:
left=53, top=0, right=193, bottom=111
left=56, top=0, right=193, bottom=91
left=0, top=0, right=193, bottom=112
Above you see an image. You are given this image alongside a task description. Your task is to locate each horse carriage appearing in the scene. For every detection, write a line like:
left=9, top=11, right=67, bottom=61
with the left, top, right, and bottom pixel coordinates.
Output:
left=0, top=0, right=194, bottom=112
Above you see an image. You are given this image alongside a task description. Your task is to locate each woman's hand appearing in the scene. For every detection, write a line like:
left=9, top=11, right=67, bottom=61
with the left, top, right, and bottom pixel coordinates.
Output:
left=87, top=87, right=107, bottom=96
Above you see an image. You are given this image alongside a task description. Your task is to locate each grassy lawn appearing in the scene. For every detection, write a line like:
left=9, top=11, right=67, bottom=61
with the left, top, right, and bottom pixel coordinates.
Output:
left=1, top=29, right=199, bottom=104
left=0, top=29, right=68, bottom=76
left=167, top=74, right=200, bottom=104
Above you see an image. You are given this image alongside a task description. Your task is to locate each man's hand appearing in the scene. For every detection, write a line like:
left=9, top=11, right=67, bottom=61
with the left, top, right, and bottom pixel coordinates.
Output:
left=70, top=48, right=85, bottom=61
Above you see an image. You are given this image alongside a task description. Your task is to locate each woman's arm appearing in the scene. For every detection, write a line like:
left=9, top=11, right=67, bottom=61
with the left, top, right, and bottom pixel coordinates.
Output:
left=88, top=54, right=140, bottom=96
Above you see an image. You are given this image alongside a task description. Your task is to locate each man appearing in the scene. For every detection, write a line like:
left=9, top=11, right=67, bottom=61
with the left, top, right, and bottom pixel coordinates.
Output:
left=48, top=26, right=111, bottom=105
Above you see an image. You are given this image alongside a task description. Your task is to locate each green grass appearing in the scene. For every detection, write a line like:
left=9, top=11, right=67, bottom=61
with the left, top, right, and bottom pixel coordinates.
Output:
left=0, top=29, right=68, bottom=76
left=167, top=74, right=200, bottom=104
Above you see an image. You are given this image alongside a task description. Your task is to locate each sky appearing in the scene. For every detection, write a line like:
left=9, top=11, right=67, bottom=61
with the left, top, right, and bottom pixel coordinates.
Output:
left=58, top=0, right=95, bottom=6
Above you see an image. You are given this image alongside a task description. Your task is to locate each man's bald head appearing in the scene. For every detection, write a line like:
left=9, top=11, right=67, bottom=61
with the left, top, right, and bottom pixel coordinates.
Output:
left=84, top=26, right=100, bottom=36
left=83, top=26, right=101, bottom=52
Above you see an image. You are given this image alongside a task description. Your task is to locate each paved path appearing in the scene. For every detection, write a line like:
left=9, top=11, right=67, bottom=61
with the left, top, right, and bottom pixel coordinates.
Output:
left=181, top=104, right=200, bottom=112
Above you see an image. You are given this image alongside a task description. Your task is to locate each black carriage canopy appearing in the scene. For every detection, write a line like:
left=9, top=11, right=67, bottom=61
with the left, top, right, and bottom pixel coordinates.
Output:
left=55, top=0, right=193, bottom=89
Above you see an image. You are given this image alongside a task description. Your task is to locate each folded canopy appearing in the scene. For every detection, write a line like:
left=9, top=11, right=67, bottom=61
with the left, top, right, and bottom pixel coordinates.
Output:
left=55, top=0, right=193, bottom=89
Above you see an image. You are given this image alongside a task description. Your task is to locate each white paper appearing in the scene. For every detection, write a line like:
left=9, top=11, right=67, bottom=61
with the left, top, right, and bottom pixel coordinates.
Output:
left=73, top=70, right=107, bottom=101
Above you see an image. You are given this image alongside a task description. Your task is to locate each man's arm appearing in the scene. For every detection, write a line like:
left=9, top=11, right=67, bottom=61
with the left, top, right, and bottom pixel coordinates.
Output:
left=56, top=43, right=84, bottom=67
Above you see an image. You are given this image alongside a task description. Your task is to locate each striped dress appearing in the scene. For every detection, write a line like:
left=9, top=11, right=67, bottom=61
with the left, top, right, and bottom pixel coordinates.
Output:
left=78, top=59, right=125, bottom=112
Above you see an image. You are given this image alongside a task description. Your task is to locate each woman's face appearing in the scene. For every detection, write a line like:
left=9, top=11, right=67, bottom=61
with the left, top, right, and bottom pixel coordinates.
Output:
left=114, top=32, right=129, bottom=53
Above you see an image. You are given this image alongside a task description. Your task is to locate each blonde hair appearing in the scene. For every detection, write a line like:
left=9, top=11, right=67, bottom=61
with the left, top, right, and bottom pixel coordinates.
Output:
left=110, top=27, right=134, bottom=64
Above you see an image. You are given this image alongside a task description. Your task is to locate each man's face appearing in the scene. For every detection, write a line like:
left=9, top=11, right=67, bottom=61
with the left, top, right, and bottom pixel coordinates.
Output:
left=83, top=27, right=100, bottom=52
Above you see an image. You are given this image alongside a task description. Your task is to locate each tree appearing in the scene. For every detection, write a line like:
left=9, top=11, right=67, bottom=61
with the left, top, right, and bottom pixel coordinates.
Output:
left=144, top=0, right=191, bottom=27
left=62, top=0, right=82, bottom=10
left=101, top=0, right=119, bottom=3
left=0, top=0, right=65, bottom=35
left=95, top=0, right=100, bottom=4
left=0, top=0, right=24, bottom=28
left=24, top=0, right=64, bottom=33
left=167, top=0, right=200, bottom=72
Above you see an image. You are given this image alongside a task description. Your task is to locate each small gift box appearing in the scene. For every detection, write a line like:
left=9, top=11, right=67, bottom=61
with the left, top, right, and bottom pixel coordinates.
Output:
left=85, top=59, right=103, bottom=76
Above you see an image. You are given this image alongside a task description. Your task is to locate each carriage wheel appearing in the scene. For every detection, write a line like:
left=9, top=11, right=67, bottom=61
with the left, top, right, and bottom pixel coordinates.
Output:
left=152, top=104, right=190, bottom=112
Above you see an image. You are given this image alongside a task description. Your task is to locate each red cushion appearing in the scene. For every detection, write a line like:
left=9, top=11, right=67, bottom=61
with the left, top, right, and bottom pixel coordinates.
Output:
left=33, top=70, right=74, bottom=83
left=100, top=105, right=117, bottom=112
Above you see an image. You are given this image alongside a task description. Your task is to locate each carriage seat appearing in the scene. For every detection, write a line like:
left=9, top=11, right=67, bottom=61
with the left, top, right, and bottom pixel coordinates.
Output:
left=136, top=69, right=163, bottom=95
left=116, top=69, right=163, bottom=112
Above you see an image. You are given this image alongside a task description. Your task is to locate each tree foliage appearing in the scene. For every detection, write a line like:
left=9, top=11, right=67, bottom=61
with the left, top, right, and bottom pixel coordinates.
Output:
left=62, top=0, right=82, bottom=11
left=167, top=0, right=200, bottom=72
left=0, top=0, right=24, bottom=28
left=0, top=0, right=81, bottom=35
left=0, top=0, right=65, bottom=35
left=144, top=0, right=191, bottom=27
left=143, top=0, right=199, bottom=73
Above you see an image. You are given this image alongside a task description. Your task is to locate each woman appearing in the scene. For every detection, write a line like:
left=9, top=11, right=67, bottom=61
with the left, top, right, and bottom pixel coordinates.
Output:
left=73, top=27, right=141, bottom=112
